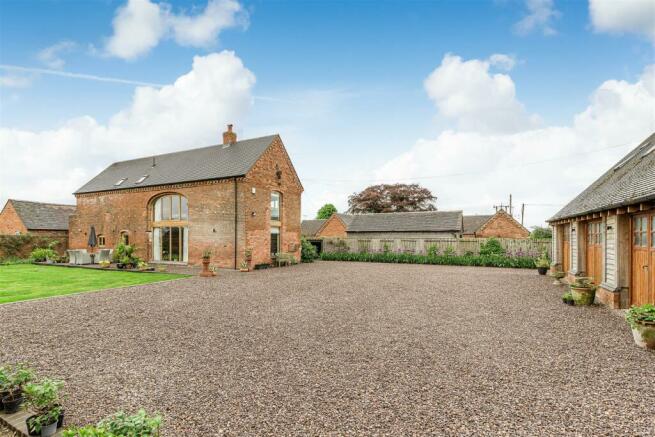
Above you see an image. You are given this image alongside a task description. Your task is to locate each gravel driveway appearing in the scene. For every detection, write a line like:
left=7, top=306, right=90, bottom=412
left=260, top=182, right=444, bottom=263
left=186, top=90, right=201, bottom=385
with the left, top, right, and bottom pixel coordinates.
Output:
left=1, top=262, right=653, bottom=436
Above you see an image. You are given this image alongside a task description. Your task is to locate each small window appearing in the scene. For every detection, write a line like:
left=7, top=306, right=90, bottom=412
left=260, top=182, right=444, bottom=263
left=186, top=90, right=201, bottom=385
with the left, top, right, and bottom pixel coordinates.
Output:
left=114, top=178, right=127, bottom=186
left=135, top=175, right=148, bottom=184
left=271, top=191, right=281, bottom=221
left=120, top=231, right=129, bottom=245
left=97, top=235, right=106, bottom=247
left=271, top=226, right=280, bottom=256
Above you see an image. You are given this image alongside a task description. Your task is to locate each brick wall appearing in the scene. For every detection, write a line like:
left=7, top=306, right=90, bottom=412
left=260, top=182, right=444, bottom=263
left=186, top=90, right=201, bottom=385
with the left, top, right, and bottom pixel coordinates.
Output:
left=476, top=211, right=530, bottom=239
left=0, top=201, right=28, bottom=235
left=316, top=215, right=347, bottom=238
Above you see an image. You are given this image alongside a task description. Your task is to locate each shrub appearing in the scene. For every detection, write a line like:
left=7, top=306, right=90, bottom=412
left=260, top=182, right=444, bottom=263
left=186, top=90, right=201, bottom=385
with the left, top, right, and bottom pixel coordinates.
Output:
left=320, top=251, right=536, bottom=269
left=442, top=245, right=455, bottom=256
left=534, top=250, right=550, bottom=268
left=0, top=363, right=36, bottom=397
left=113, top=242, right=140, bottom=266
left=426, top=244, right=438, bottom=257
left=30, top=247, right=58, bottom=262
left=24, top=378, right=64, bottom=434
left=625, top=304, right=655, bottom=329
left=301, top=237, right=318, bottom=263
left=63, top=410, right=162, bottom=437
left=479, top=238, right=504, bottom=256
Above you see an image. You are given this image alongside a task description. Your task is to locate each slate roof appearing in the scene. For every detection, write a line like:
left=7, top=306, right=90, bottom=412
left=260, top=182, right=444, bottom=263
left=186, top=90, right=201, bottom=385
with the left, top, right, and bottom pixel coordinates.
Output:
left=75, top=135, right=278, bottom=194
left=463, top=215, right=493, bottom=234
left=301, top=219, right=327, bottom=237
left=338, top=211, right=463, bottom=233
left=8, top=199, right=76, bottom=230
left=549, top=133, right=655, bottom=221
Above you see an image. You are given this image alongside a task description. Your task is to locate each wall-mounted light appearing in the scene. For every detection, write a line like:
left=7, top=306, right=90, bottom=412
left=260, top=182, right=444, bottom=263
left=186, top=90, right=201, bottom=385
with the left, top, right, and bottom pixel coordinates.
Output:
left=606, top=225, right=613, bottom=231
left=212, top=228, right=216, bottom=233
left=251, top=187, right=256, bottom=194
left=571, top=228, right=576, bottom=233
left=251, top=211, right=256, bottom=217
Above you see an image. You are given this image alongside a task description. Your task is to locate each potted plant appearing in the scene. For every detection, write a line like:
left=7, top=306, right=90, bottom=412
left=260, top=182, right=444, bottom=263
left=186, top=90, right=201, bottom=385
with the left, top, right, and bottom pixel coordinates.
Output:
left=200, top=249, right=215, bottom=277
left=24, top=378, right=64, bottom=437
left=1, top=363, right=35, bottom=414
left=245, top=248, right=253, bottom=262
left=534, top=251, right=550, bottom=275
left=561, top=292, right=574, bottom=305
left=625, top=304, right=655, bottom=350
left=569, top=276, right=596, bottom=305
left=239, top=260, right=249, bottom=272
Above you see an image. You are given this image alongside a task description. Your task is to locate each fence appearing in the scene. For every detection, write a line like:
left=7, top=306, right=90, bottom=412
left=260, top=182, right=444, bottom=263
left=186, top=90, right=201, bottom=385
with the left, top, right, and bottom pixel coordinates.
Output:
left=323, top=237, right=551, bottom=258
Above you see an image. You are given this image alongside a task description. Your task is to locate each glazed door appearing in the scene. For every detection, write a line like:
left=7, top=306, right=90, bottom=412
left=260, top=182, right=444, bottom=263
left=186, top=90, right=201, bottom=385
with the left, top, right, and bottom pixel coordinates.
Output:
left=631, top=214, right=655, bottom=305
left=562, top=224, right=570, bottom=273
left=586, top=221, right=603, bottom=285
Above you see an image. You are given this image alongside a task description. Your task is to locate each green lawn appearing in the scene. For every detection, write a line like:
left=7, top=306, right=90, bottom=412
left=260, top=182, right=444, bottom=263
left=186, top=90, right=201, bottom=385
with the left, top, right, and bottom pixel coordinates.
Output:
left=0, top=264, right=188, bottom=304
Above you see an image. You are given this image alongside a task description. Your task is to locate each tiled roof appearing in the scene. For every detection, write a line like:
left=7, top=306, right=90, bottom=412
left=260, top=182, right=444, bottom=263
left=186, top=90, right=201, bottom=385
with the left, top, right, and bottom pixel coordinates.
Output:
left=463, top=215, right=493, bottom=234
left=549, top=133, right=655, bottom=221
left=75, top=135, right=278, bottom=194
left=8, top=199, right=76, bottom=230
left=301, top=219, right=327, bottom=237
left=339, top=211, right=463, bottom=233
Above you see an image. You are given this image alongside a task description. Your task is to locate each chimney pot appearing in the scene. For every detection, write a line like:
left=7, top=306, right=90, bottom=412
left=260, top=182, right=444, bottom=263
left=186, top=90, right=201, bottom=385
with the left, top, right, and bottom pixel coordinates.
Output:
left=223, top=124, right=237, bottom=144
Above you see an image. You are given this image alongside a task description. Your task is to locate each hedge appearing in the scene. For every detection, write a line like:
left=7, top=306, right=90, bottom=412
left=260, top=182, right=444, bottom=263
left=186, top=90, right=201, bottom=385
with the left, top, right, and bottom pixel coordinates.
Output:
left=320, top=251, right=537, bottom=269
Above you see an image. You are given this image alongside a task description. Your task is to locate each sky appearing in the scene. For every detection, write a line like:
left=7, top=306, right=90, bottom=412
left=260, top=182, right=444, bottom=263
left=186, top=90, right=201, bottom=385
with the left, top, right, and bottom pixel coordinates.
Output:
left=0, top=0, right=654, bottom=228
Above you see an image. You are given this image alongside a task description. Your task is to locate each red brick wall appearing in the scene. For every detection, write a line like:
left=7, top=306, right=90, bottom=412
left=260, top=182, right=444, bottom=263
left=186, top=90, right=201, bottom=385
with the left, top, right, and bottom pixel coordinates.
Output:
left=70, top=136, right=303, bottom=268
left=242, top=136, right=303, bottom=267
left=316, top=215, right=347, bottom=238
left=0, top=201, right=28, bottom=235
left=476, top=211, right=530, bottom=239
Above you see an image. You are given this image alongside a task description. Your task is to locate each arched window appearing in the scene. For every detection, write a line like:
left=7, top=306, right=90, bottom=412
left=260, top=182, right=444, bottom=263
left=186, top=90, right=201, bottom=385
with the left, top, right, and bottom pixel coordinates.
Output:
left=152, top=194, right=189, bottom=262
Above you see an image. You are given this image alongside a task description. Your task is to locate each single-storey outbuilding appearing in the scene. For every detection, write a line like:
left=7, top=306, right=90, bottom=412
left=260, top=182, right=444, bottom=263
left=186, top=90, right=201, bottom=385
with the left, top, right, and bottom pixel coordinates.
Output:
left=548, top=133, right=655, bottom=308
left=0, top=199, right=75, bottom=237
left=463, top=210, right=530, bottom=238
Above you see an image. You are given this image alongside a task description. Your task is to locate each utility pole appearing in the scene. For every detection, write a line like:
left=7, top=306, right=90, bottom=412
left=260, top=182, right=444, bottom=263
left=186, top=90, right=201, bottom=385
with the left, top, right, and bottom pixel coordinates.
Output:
left=521, top=203, right=525, bottom=226
left=509, top=194, right=513, bottom=217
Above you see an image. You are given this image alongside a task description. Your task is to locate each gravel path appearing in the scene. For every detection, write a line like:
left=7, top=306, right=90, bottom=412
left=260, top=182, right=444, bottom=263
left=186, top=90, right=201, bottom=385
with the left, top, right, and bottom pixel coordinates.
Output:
left=1, top=261, right=653, bottom=436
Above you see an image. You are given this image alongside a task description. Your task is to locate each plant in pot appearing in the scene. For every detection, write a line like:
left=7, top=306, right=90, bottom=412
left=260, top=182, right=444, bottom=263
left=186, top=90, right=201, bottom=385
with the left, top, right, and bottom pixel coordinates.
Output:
left=200, top=249, right=215, bottom=277
left=569, top=276, right=596, bottom=306
left=549, top=262, right=566, bottom=285
left=561, top=292, right=574, bottom=306
left=534, top=251, right=550, bottom=275
left=625, top=304, right=655, bottom=350
left=1, top=363, right=36, bottom=414
left=24, top=378, right=64, bottom=437
left=239, top=260, right=249, bottom=272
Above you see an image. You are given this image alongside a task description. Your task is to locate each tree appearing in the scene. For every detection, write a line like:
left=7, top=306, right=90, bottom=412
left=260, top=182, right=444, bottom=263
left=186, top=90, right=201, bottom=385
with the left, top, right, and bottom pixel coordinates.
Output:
left=316, top=203, right=338, bottom=219
left=347, top=183, right=437, bottom=214
left=530, top=226, right=552, bottom=239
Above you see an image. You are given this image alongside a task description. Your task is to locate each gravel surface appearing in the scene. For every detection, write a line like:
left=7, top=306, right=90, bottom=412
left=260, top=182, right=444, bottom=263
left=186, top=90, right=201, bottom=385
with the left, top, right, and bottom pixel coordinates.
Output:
left=1, top=261, right=653, bottom=436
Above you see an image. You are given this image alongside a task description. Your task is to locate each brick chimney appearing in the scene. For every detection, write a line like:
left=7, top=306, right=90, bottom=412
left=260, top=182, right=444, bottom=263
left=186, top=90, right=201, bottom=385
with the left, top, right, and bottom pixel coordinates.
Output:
left=222, top=124, right=237, bottom=144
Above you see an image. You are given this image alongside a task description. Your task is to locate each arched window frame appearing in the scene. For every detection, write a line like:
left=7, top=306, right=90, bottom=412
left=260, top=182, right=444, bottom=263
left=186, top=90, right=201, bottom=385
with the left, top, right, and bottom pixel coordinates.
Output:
left=150, top=193, right=189, bottom=263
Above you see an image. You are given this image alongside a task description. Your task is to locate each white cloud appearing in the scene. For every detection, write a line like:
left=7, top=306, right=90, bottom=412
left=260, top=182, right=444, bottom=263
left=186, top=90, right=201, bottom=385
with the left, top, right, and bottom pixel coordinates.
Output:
left=488, top=53, right=517, bottom=71
left=37, top=41, right=77, bottom=69
left=0, top=74, right=31, bottom=88
left=104, top=0, right=246, bottom=60
left=376, top=60, right=655, bottom=227
left=424, top=54, right=539, bottom=134
left=0, top=51, right=255, bottom=207
left=514, top=0, right=560, bottom=36
left=589, top=0, right=655, bottom=43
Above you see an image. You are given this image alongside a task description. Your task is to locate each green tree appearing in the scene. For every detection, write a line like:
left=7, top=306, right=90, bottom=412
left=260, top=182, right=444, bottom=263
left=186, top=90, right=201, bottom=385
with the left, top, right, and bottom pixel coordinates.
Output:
left=316, top=203, right=338, bottom=219
left=530, top=226, right=552, bottom=239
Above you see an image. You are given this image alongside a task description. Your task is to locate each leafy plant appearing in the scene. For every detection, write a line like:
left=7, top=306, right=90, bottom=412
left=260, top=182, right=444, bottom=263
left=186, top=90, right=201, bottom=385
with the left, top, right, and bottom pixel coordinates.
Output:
left=479, top=238, right=504, bottom=256
left=239, top=260, right=249, bottom=270
left=625, top=304, right=655, bottom=329
left=30, top=247, right=58, bottom=262
left=320, top=251, right=537, bottom=269
left=23, top=378, right=63, bottom=411
left=443, top=245, right=455, bottom=256
left=562, top=292, right=573, bottom=304
left=202, top=249, right=212, bottom=260
left=63, top=425, right=118, bottom=437
left=64, top=410, right=162, bottom=437
left=426, top=245, right=439, bottom=257
left=1, top=363, right=36, bottom=399
left=382, top=242, right=392, bottom=254
left=300, top=237, right=318, bottom=263
left=530, top=226, right=553, bottom=240
left=316, top=203, right=338, bottom=219
left=534, top=250, right=550, bottom=268
left=113, top=243, right=140, bottom=265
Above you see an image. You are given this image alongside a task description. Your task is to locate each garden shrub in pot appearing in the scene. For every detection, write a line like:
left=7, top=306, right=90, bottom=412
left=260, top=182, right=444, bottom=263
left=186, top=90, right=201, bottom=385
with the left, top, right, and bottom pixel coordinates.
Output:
left=625, top=304, right=655, bottom=350
left=0, top=363, right=36, bottom=413
left=534, top=250, right=550, bottom=275
left=24, top=378, right=64, bottom=437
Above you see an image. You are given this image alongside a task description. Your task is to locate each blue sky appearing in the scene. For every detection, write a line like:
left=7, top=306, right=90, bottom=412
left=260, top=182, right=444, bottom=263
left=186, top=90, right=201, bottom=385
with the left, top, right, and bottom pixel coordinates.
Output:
left=1, top=0, right=654, bottom=226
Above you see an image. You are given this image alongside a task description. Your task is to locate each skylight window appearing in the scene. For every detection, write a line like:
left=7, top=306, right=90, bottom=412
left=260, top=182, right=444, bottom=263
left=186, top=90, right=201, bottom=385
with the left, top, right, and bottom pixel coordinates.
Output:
left=135, top=175, right=149, bottom=184
left=114, top=178, right=127, bottom=186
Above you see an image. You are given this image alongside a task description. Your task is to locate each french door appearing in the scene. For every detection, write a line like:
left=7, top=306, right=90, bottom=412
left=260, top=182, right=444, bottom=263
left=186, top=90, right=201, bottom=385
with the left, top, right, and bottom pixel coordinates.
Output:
left=631, top=214, right=655, bottom=305
left=153, top=226, right=188, bottom=262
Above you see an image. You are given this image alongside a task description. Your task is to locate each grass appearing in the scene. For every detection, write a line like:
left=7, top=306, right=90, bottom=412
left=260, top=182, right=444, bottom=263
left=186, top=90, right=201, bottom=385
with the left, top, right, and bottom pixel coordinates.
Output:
left=0, top=264, right=189, bottom=304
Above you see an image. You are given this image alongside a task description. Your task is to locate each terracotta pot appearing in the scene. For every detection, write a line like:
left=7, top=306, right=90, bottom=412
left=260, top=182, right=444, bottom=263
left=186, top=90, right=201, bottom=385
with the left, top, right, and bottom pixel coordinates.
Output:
left=200, top=258, right=215, bottom=277
left=631, top=323, right=655, bottom=350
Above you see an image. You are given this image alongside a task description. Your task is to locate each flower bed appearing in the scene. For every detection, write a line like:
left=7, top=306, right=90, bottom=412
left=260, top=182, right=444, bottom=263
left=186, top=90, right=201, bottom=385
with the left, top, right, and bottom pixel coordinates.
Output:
left=320, top=251, right=537, bottom=268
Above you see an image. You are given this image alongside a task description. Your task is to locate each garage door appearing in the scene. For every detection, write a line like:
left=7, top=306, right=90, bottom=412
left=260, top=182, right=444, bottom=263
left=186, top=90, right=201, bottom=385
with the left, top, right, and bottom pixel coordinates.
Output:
left=631, top=214, right=655, bottom=305
left=562, top=224, right=570, bottom=273
left=586, top=221, right=603, bottom=285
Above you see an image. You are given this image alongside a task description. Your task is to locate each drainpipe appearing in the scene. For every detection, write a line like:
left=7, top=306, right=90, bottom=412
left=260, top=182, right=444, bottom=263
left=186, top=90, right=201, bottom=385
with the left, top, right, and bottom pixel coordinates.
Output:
left=234, top=177, right=238, bottom=270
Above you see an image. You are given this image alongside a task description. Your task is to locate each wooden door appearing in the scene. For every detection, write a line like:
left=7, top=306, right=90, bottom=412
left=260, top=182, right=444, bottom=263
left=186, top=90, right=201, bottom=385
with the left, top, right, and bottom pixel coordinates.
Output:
left=562, top=224, right=570, bottom=274
left=586, top=221, right=603, bottom=285
left=631, top=214, right=655, bottom=305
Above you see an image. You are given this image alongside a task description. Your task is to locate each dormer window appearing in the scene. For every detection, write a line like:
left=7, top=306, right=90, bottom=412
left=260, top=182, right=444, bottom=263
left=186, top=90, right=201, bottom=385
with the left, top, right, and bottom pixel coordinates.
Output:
left=135, top=175, right=148, bottom=184
left=114, top=178, right=127, bottom=186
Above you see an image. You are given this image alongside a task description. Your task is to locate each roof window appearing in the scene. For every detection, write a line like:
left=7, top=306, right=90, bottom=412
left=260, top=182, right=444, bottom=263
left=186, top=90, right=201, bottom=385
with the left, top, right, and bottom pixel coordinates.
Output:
left=135, top=175, right=149, bottom=184
left=114, top=178, right=127, bottom=186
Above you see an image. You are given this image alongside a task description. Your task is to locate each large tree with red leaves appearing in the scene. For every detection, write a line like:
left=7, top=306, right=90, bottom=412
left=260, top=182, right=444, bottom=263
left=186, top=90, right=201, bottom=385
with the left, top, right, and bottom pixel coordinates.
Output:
left=347, top=183, right=437, bottom=214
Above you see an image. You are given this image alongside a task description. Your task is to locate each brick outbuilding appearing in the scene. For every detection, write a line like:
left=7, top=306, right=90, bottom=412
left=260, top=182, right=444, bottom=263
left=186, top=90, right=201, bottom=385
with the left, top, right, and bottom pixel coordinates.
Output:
left=69, top=125, right=303, bottom=268
left=462, top=210, right=530, bottom=238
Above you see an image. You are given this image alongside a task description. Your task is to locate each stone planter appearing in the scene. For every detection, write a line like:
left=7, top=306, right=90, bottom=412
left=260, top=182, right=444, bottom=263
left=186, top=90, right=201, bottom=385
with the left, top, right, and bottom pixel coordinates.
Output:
left=550, top=271, right=565, bottom=285
left=631, top=322, right=655, bottom=350
left=570, top=286, right=595, bottom=306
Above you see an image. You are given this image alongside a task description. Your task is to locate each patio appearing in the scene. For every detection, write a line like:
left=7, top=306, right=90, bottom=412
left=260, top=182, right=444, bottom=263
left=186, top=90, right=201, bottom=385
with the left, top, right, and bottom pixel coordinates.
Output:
left=0, top=262, right=653, bottom=435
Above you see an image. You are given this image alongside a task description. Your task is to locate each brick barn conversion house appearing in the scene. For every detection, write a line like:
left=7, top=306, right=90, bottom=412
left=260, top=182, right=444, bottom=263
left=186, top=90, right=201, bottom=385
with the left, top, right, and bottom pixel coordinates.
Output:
left=69, top=125, right=303, bottom=268
left=548, top=133, right=655, bottom=308
left=0, top=199, right=76, bottom=238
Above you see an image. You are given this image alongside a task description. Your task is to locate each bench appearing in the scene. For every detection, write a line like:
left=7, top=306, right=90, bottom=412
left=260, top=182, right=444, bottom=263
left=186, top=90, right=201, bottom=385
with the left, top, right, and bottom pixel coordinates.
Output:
left=274, top=252, right=295, bottom=267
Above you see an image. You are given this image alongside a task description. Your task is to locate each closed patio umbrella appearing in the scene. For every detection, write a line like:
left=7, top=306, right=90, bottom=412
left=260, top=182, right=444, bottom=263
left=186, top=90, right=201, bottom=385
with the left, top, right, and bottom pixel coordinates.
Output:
left=88, top=226, right=97, bottom=264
